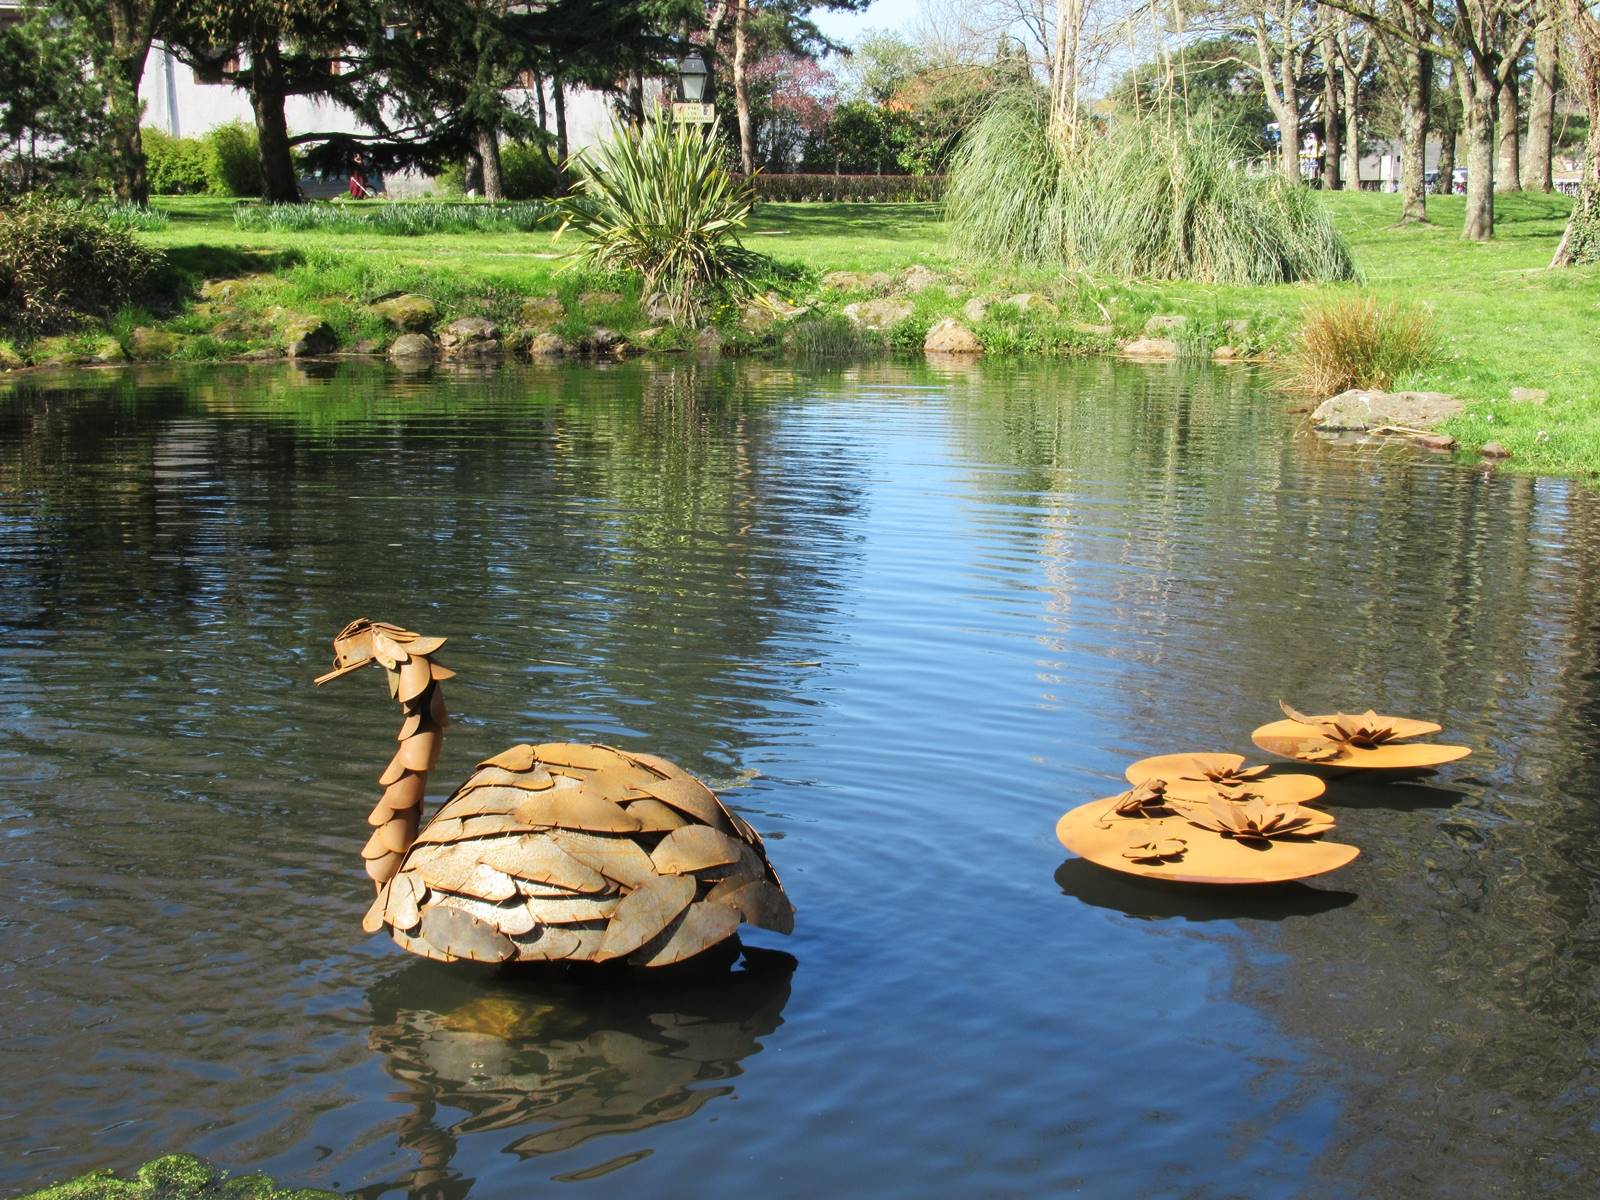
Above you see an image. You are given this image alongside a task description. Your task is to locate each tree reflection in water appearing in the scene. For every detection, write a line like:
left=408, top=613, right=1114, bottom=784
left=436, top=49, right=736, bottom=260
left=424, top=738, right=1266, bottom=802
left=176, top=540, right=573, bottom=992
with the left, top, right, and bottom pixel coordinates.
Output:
left=358, top=947, right=796, bottom=1198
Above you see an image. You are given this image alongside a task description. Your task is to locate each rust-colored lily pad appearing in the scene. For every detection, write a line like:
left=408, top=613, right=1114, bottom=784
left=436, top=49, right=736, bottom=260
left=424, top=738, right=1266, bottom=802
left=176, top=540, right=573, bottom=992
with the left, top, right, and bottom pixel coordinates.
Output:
left=1124, top=752, right=1327, bottom=806
left=1057, top=795, right=1358, bottom=885
left=1252, top=701, right=1471, bottom=769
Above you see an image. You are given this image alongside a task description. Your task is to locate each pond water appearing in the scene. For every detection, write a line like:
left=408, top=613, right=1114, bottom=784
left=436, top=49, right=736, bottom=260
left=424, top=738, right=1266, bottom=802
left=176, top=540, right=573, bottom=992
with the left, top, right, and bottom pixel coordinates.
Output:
left=2, top=358, right=1598, bottom=1199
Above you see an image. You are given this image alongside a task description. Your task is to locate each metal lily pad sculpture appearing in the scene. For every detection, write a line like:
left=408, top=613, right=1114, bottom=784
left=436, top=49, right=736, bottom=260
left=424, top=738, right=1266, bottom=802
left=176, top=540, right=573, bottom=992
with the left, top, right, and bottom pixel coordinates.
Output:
left=1056, top=776, right=1359, bottom=885
left=314, top=619, right=793, bottom=967
left=1251, top=701, right=1472, bottom=770
left=1123, top=752, right=1327, bottom=806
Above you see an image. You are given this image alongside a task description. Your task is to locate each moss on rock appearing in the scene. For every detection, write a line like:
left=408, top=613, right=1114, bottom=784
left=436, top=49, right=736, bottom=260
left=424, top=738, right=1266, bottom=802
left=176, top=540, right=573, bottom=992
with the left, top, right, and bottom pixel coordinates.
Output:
left=19, top=1153, right=338, bottom=1200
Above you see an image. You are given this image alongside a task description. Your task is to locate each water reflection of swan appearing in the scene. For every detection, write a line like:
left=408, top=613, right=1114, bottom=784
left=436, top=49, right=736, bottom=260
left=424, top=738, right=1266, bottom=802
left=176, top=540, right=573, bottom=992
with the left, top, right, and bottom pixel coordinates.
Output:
left=361, top=947, right=796, bottom=1195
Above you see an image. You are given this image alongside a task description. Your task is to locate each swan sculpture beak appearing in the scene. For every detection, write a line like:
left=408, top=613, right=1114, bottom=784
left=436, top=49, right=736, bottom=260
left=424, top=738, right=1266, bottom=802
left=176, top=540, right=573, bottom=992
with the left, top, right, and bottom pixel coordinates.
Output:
left=314, top=618, right=379, bottom=685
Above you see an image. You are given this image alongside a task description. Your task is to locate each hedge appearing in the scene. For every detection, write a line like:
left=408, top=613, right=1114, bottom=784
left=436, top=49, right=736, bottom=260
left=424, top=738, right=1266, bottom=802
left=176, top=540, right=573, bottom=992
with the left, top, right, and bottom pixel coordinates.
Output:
left=748, top=174, right=946, bottom=203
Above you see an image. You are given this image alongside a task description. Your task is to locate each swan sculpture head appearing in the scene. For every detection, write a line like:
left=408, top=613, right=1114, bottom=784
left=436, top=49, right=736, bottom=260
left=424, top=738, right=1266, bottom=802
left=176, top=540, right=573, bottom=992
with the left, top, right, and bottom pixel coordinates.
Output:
left=314, top=618, right=447, bottom=685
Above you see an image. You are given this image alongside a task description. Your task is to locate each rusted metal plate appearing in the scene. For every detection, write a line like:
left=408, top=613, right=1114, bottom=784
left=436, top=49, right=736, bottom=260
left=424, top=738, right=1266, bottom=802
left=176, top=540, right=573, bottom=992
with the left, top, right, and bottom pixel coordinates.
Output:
left=513, top=788, right=641, bottom=833
left=547, top=829, right=657, bottom=889
left=362, top=883, right=390, bottom=933
left=707, top=878, right=795, bottom=934
left=365, top=849, right=401, bottom=883
left=508, top=924, right=583, bottom=962
left=595, top=875, right=696, bottom=961
left=392, top=925, right=456, bottom=963
left=397, top=729, right=441, bottom=772
left=469, top=837, right=611, bottom=894
left=622, top=750, right=687, bottom=779
left=385, top=872, right=424, bottom=931
left=638, top=776, right=732, bottom=831
left=431, top=891, right=539, bottom=937
left=651, top=825, right=747, bottom=875
left=529, top=894, right=621, bottom=924
left=458, top=765, right=555, bottom=792
left=478, top=744, right=539, bottom=772
left=534, top=742, right=621, bottom=770
left=413, top=844, right=520, bottom=902
left=629, top=901, right=741, bottom=967
left=417, top=904, right=516, bottom=962
left=621, top=797, right=690, bottom=831
left=437, top=786, right=526, bottom=819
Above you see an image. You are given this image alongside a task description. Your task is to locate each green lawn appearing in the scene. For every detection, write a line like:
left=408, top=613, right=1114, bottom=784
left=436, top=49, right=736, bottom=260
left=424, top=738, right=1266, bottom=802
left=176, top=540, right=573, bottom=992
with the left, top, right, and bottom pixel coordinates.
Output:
left=10, top=191, right=1600, bottom=474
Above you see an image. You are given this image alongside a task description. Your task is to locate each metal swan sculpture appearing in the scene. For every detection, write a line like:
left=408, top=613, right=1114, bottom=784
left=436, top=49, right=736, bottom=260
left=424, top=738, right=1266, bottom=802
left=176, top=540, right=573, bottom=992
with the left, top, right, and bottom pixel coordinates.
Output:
left=314, top=619, right=793, bottom=967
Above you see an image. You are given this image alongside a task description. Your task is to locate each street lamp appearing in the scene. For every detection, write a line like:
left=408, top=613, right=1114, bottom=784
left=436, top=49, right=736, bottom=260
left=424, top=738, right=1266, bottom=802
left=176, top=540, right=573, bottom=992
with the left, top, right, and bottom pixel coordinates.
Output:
left=675, top=52, right=709, bottom=104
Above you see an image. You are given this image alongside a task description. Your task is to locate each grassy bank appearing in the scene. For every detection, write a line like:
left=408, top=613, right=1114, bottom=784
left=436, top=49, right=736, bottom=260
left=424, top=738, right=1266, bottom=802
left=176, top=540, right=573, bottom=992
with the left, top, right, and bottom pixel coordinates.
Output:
left=3, top=191, right=1597, bottom=474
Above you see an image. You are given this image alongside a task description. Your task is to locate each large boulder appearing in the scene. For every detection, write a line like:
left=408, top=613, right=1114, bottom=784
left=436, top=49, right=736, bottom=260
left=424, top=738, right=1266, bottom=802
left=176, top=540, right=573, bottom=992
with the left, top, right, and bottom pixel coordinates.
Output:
left=923, top=318, right=982, bottom=354
left=1006, top=292, right=1058, bottom=315
left=902, top=265, right=945, bottom=292
left=371, top=293, right=438, bottom=332
left=1310, top=389, right=1464, bottom=431
left=528, top=331, right=573, bottom=357
left=387, top=333, right=435, bottom=364
left=437, top=316, right=501, bottom=357
left=129, top=326, right=184, bottom=360
left=842, top=298, right=913, bottom=330
left=282, top=317, right=336, bottom=358
left=1118, top=336, right=1178, bottom=360
left=821, top=270, right=868, bottom=292
left=519, top=296, right=565, bottom=327
left=962, top=297, right=990, bottom=323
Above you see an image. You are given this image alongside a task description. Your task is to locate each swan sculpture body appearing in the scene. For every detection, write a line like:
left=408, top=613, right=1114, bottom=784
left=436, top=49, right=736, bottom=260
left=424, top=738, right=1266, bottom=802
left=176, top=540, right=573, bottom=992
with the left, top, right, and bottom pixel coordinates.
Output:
left=314, top=619, right=793, bottom=967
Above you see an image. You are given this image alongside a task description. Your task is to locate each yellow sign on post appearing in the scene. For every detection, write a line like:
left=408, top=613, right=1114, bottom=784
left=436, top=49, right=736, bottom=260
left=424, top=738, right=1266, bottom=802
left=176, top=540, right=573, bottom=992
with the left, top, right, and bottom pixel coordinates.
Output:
left=672, top=102, right=715, bottom=124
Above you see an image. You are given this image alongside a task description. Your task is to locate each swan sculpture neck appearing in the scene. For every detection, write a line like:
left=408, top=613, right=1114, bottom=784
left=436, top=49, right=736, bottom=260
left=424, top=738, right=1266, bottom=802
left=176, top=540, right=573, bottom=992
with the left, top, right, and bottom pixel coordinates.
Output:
left=314, top=619, right=455, bottom=889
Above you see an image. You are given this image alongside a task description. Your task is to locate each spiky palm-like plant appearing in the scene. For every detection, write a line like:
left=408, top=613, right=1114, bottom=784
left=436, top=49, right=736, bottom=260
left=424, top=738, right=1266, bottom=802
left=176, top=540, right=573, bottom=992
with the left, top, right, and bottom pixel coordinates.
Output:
left=555, top=114, right=769, bottom=325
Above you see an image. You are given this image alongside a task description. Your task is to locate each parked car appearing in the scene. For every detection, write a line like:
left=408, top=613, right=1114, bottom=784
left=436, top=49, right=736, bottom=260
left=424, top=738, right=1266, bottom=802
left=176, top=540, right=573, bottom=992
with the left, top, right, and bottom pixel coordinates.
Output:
left=1423, top=168, right=1467, bottom=194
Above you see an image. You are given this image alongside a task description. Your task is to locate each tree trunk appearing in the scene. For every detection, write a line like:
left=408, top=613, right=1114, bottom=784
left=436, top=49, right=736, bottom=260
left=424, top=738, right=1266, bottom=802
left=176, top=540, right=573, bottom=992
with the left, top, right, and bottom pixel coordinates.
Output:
left=477, top=126, right=504, bottom=201
left=1553, top=20, right=1600, bottom=265
left=1496, top=72, right=1521, bottom=192
left=1462, top=75, right=1496, bottom=240
left=463, top=150, right=483, bottom=195
left=1399, top=46, right=1430, bottom=219
left=554, top=75, right=568, bottom=163
left=733, top=0, right=754, bottom=174
left=1435, top=60, right=1457, bottom=194
left=1524, top=15, right=1556, bottom=192
left=248, top=37, right=297, bottom=203
left=1321, top=18, right=1340, bottom=189
left=102, top=2, right=159, bottom=205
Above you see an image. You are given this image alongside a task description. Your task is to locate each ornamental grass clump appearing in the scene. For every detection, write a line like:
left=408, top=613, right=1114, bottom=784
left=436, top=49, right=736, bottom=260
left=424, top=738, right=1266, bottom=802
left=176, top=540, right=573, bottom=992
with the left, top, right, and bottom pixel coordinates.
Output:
left=554, top=114, right=770, bottom=325
left=945, top=91, right=1357, bottom=285
left=1279, top=296, right=1439, bottom=397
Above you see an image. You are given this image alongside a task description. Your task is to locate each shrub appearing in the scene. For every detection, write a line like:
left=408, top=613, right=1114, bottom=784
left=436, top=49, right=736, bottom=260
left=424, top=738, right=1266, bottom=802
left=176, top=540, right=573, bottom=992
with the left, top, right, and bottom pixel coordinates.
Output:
left=750, top=174, right=946, bottom=203
left=499, top=140, right=564, bottom=199
left=1279, top=296, right=1439, bottom=397
left=205, top=121, right=261, bottom=196
left=946, top=91, right=1357, bottom=284
left=141, top=127, right=210, bottom=194
left=0, top=197, right=162, bottom=334
left=555, top=114, right=770, bottom=325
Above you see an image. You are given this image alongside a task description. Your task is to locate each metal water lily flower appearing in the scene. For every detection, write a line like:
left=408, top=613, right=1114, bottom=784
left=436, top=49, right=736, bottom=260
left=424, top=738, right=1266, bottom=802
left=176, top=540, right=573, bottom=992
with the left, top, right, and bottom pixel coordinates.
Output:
left=1182, top=796, right=1320, bottom=846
